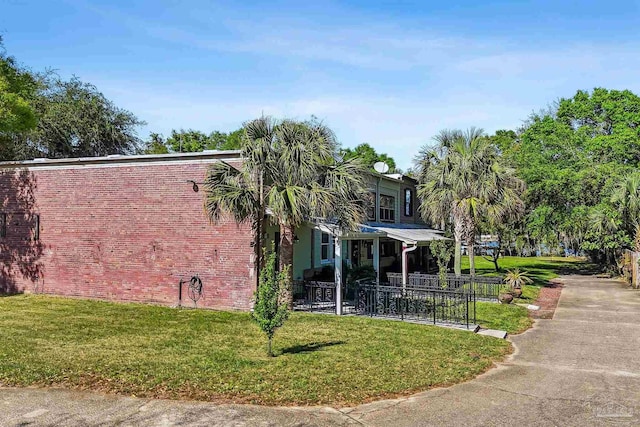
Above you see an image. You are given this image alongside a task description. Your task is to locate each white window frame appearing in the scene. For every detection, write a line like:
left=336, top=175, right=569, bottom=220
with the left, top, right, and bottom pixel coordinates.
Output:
left=320, top=232, right=331, bottom=263
left=379, top=195, right=396, bottom=222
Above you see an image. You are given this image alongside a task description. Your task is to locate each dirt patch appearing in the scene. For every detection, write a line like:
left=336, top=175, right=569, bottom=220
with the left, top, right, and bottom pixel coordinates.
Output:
left=531, top=280, right=564, bottom=319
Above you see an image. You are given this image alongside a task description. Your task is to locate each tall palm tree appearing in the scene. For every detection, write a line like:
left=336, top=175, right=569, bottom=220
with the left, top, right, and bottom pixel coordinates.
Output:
left=611, top=172, right=640, bottom=251
left=204, top=116, right=369, bottom=306
left=416, top=128, right=524, bottom=275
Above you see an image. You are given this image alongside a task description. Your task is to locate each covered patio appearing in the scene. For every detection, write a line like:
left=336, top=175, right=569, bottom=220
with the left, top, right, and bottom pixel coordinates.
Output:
left=293, top=221, right=449, bottom=315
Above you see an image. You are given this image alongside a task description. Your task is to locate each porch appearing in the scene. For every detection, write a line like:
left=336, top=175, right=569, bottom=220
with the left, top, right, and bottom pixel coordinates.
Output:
left=293, top=278, right=479, bottom=329
left=289, top=222, right=496, bottom=329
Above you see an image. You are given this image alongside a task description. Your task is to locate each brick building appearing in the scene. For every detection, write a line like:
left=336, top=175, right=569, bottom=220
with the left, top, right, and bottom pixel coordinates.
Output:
left=0, top=151, right=256, bottom=310
left=0, top=151, right=444, bottom=313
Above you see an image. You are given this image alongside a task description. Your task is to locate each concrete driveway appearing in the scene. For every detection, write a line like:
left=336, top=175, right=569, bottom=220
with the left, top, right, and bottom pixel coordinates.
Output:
left=2, top=275, right=639, bottom=426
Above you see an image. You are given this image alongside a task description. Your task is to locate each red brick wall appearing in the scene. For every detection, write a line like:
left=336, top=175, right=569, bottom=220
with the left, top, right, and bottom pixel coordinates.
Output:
left=0, top=158, right=256, bottom=311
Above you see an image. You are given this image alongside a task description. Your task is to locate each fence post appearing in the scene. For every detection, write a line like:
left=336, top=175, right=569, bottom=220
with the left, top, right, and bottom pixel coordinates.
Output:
left=432, top=290, right=437, bottom=325
left=472, top=290, right=476, bottom=324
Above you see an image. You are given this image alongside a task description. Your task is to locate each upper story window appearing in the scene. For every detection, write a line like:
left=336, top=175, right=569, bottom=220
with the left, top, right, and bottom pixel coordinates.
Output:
left=404, top=189, right=414, bottom=216
left=367, top=192, right=376, bottom=221
left=379, top=195, right=395, bottom=222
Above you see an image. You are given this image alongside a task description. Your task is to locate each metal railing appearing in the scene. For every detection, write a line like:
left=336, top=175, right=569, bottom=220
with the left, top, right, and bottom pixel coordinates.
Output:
left=354, top=282, right=476, bottom=329
left=386, top=272, right=503, bottom=300
left=293, top=280, right=338, bottom=312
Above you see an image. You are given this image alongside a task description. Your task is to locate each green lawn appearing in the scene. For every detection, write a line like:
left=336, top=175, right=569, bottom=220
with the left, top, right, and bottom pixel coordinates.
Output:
left=462, top=256, right=588, bottom=334
left=0, top=295, right=510, bottom=406
left=462, top=255, right=586, bottom=302
left=476, top=302, right=532, bottom=334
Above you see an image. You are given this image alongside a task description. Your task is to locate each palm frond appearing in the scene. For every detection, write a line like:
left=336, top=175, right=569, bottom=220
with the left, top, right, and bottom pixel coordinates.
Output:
left=204, top=161, right=258, bottom=225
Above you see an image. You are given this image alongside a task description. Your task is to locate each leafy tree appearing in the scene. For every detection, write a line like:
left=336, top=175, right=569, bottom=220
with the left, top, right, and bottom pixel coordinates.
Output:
left=499, top=88, right=640, bottom=265
left=0, top=38, right=39, bottom=160
left=223, top=128, right=244, bottom=150
left=26, top=77, right=145, bottom=158
left=252, top=247, right=289, bottom=357
left=165, top=128, right=244, bottom=153
left=204, top=116, right=369, bottom=306
left=429, top=239, right=452, bottom=287
left=611, top=172, right=640, bottom=251
left=142, top=132, right=169, bottom=154
left=340, top=143, right=397, bottom=172
left=166, top=129, right=212, bottom=152
left=416, top=128, right=524, bottom=276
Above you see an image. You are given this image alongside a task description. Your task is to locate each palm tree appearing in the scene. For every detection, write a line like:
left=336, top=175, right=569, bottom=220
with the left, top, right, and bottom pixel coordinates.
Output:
left=204, top=116, right=369, bottom=306
left=611, top=172, right=640, bottom=251
left=416, top=128, right=524, bottom=275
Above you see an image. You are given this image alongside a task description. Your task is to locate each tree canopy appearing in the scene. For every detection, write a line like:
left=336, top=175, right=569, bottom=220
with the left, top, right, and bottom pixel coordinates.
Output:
left=28, top=77, right=145, bottom=158
left=339, top=143, right=397, bottom=173
left=142, top=128, right=243, bottom=154
left=497, top=88, right=640, bottom=264
left=1, top=38, right=146, bottom=161
left=0, top=38, right=39, bottom=160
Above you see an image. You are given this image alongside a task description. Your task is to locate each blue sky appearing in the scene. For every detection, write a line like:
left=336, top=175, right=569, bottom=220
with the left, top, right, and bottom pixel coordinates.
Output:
left=2, top=0, right=640, bottom=169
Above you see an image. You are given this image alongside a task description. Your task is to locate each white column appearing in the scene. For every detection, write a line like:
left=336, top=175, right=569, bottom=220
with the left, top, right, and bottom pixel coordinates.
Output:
left=373, top=237, right=380, bottom=284
left=334, top=235, right=342, bottom=315
left=402, top=242, right=408, bottom=289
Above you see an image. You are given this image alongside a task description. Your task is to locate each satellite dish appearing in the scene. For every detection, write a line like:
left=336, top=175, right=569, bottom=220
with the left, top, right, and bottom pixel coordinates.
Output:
left=373, top=161, right=390, bottom=173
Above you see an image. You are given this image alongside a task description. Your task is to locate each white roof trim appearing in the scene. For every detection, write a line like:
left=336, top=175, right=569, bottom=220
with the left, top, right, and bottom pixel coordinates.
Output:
left=309, top=220, right=447, bottom=244
left=0, top=150, right=243, bottom=169
left=370, top=226, right=449, bottom=245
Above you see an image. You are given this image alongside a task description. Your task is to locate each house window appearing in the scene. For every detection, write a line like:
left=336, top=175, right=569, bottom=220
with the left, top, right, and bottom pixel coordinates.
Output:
left=0, top=213, right=6, bottom=238
left=367, top=192, right=376, bottom=221
left=381, top=241, right=396, bottom=257
left=404, top=189, right=413, bottom=216
left=366, top=241, right=373, bottom=259
left=379, top=195, right=395, bottom=222
left=33, top=214, right=40, bottom=241
left=321, top=232, right=330, bottom=262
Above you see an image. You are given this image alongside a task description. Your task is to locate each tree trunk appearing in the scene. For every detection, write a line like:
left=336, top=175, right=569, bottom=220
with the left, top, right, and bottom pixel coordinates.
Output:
left=279, top=222, right=295, bottom=308
left=254, top=168, right=266, bottom=291
left=267, top=336, right=273, bottom=357
left=464, top=217, right=476, bottom=276
left=469, top=241, right=476, bottom=276
left=453, top=217, right=464, bottom=276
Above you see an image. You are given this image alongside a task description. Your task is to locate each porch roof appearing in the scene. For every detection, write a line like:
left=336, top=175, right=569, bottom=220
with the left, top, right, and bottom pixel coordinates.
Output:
left=311, top=220, right=447, bottom=245
left=366, top=223, right=448, bottom=245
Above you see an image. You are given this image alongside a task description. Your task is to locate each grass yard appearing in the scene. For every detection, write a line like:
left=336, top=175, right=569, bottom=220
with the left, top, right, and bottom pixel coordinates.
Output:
left=476, top=302, right=532, bottom=334
left=0, top=295, right=510, bottom=406
left=463, top=256, right=588, bottom=334
left=462, top=255, right=586, bottom=302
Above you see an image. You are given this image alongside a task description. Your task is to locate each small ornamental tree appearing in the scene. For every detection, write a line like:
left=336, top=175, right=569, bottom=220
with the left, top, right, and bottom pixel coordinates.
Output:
left=429, top=240, right=453, bottom=288
left=252, top=248, right=290, bottom=357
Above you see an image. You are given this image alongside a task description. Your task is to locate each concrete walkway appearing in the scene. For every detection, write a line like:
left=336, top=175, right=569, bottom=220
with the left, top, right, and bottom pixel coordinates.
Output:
left=2, top=275, right=640, bottom=426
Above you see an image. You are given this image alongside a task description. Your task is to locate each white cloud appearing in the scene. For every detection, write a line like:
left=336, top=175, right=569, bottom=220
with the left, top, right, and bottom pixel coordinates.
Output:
left=76, top=2, right=640, bottom=171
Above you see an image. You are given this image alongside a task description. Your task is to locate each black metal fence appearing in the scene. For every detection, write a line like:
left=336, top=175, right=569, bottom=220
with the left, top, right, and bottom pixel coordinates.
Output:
left=293, top=279, right=477, bottom=328
left=354, top=282, right=476, bottom=329
left=386, top=273, right=503, bottom=300
left=293, top=280, right=338, bottom=312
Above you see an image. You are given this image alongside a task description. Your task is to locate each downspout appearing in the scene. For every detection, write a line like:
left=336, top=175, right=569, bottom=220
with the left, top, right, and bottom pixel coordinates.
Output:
left=402, top=242, right=418, bottom=290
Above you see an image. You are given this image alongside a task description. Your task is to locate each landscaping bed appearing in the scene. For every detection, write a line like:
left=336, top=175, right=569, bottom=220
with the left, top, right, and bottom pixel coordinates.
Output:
left=0, top=295, right=510, bottom=406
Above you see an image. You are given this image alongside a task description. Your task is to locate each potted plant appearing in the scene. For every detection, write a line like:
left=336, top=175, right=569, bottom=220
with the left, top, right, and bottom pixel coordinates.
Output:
left=504, top=268, right=533, bottom=299
left=498, top=286, right=514, bottom=304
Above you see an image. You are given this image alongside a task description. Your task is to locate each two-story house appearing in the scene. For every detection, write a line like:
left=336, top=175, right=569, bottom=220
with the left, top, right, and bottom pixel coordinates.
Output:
left=262, top=171, right=446, bottom=313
